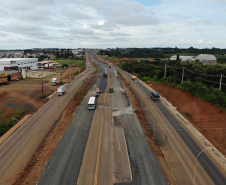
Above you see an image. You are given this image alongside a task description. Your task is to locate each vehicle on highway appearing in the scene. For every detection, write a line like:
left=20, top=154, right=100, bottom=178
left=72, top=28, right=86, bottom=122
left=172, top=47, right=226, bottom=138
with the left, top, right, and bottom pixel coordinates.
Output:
left=121, top=89, right=126, bottom=94
left=52, top=78, right=57, bottom=86
left=88, top=96, right=96, bottom=110
left=151, top=91, right=160, bottom=101
left=94, top=88, right=100, bottom=97
left=103, top=73, right=107, bottom=78
left=109, top=87, right=114, bottom=93
left=132, top=75, right=137, bottom=81
left=57, top=85, right=65, bottom=96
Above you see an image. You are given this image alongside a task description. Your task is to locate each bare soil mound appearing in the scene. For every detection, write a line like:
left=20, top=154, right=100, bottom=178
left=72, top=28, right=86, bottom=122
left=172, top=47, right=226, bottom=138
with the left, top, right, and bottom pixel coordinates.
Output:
left=149, top=83, right=226, bottom=156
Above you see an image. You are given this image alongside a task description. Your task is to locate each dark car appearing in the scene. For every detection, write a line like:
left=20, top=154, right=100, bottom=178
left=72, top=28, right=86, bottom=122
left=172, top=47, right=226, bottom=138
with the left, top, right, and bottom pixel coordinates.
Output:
left=151, top=91, right=160, bottom=101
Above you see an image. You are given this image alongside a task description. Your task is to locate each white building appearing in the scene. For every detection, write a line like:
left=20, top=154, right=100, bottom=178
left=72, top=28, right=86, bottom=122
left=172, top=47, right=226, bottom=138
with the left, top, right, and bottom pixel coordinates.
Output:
left=38, top=61, right=54, bottom=69
left=0, top=58, right=38, bottom=71
left=196, top=54, right=217, bottom=65
left=170, top=54, right=217, bottom=65
left=170, top=55, right=196, bottom=62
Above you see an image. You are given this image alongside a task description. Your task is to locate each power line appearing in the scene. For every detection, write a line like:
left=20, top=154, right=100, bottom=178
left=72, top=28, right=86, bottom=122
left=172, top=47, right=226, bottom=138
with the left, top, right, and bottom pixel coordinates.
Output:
left=185, top=68, right=222, bottom=77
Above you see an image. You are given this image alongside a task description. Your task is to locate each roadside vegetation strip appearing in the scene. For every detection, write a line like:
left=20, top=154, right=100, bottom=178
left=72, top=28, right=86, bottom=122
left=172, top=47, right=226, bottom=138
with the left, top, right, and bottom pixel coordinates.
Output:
left=0, top=109, right=28, bottom=137
left=52, top=59, right=86, bottom=66
left=12, top=74, right=96, bottom=185
left=118, top=72, right=175, bottom=185
left=115, top=60, right=226, bottom=110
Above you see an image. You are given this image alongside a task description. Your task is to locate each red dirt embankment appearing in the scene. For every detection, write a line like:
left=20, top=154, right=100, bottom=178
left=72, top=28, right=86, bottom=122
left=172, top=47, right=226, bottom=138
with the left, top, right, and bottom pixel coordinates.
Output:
left=150, top=83, right=226, bottom=156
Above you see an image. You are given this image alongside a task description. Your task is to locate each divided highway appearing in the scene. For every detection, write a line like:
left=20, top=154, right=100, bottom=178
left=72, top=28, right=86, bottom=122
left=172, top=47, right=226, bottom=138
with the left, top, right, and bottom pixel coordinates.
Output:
left=39, top=51, right=168, bottom=185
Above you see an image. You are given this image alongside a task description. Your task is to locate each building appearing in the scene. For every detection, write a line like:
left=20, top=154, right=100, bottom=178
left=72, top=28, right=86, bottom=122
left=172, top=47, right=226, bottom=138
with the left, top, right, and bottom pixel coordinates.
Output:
left=196, top=54, right=217, bottom=65
left=170, top=55, right=196, bottom=62
left=7, top=70, right=22, bottom=80
left=0, top=58, right=38, bottom=71
left=170, top=54, right=217, bottom=65
left=0, top=70, right=22, bottom=84
left=0, top=71, right=8, bottom=84
left=38, top=61, right=54, bottom=69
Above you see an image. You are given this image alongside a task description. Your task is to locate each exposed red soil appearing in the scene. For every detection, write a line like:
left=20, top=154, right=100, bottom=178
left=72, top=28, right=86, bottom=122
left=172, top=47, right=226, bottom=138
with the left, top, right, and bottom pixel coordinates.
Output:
left=150, top=82, right=226, bottom=156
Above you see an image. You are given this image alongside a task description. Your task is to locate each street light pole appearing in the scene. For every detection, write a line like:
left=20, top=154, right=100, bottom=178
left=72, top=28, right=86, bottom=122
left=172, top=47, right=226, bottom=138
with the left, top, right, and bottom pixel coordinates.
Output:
left=12, top=118, right=27, bottom=167
left=193, top=146, right=213, bottom=185
left=164, top=63, right=166, bottom=78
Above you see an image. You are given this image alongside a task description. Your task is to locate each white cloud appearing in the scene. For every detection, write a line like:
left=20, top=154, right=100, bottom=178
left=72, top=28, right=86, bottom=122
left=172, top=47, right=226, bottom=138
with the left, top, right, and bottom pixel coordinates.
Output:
left=0, top=0, right=225, bottom=49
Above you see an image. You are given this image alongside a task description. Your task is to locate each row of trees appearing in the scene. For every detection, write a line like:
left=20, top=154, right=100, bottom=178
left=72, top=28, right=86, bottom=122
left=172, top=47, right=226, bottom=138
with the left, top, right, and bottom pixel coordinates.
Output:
left=55, top=49, right=73, bottom=59
left=99, top=47, right=226, bottom=62
left=120, top=60, right=226, bottom=109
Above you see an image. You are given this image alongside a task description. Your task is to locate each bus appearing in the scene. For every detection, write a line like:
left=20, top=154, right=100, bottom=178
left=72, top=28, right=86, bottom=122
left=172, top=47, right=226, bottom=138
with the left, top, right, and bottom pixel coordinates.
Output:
left=88, top=96, right=96, bottom=110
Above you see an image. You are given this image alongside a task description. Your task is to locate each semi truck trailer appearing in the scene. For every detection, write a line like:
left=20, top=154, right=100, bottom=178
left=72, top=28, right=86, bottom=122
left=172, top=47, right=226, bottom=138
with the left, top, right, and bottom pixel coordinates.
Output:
left=57, top=85, right=65, bottom=96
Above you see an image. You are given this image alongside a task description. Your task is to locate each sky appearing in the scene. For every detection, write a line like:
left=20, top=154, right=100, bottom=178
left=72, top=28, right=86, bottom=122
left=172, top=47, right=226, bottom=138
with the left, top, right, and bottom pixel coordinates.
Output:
left=0, top=0, right=225, bottom=49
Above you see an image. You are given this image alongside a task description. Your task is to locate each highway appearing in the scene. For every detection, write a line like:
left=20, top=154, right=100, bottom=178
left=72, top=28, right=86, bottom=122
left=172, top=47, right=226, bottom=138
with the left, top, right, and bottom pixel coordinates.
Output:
left=0, top=52, right=94, bottom=185
left=96, top=51, right=226, bottom=185
left=39, top=50, right=168, bottom=185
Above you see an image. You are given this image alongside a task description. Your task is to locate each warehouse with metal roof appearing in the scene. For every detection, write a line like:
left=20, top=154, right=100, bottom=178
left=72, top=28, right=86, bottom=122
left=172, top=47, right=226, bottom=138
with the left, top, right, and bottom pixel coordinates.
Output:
left=0, top=58, right=38, bottom=71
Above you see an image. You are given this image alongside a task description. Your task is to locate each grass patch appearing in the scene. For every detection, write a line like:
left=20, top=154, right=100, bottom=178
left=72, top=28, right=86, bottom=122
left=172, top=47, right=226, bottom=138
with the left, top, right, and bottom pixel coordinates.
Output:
left=0, top=110, right=5, bottom=116
left=215, top=54, right=226, bottom=60
left=50, top=59, right=86, bottom=67
left=0, top=109, right=28, bottom=136
left=44, top=74, right=56, bottom=79
left=39, top=94, right=47, bottom=100
left=58, top=81, right=64, bottom=85
left=184, top=112, right=192, bottom=118
left=100, top=55, right=118, bottom=60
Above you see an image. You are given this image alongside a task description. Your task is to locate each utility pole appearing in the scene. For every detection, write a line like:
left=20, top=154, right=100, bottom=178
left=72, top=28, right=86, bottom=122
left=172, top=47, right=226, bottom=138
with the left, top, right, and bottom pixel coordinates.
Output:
left=79, top=62, right=80, bottom=73
left=219, top=74, right=223, bottom=90
left=164, top=63, right=166, bottom=78
left=70, top=65, right=71, bottom=79
left=61, top=68, right=62, bottom=82
left=42, top=81, right=44, bottom=95
left=181, top=67, right=186, bottom=84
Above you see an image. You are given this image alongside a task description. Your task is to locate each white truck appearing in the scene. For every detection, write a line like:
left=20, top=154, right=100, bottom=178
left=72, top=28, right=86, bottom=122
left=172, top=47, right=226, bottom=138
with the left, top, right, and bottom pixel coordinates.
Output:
left=52, top=78, right=57, bottom=86
left=57, top=85, right=65, bottom=96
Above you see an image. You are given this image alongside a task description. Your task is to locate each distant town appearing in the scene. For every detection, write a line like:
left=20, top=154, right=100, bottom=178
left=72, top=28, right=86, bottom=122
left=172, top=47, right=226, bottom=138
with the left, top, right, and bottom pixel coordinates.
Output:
left=0, top=48, right=85, bottom=61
